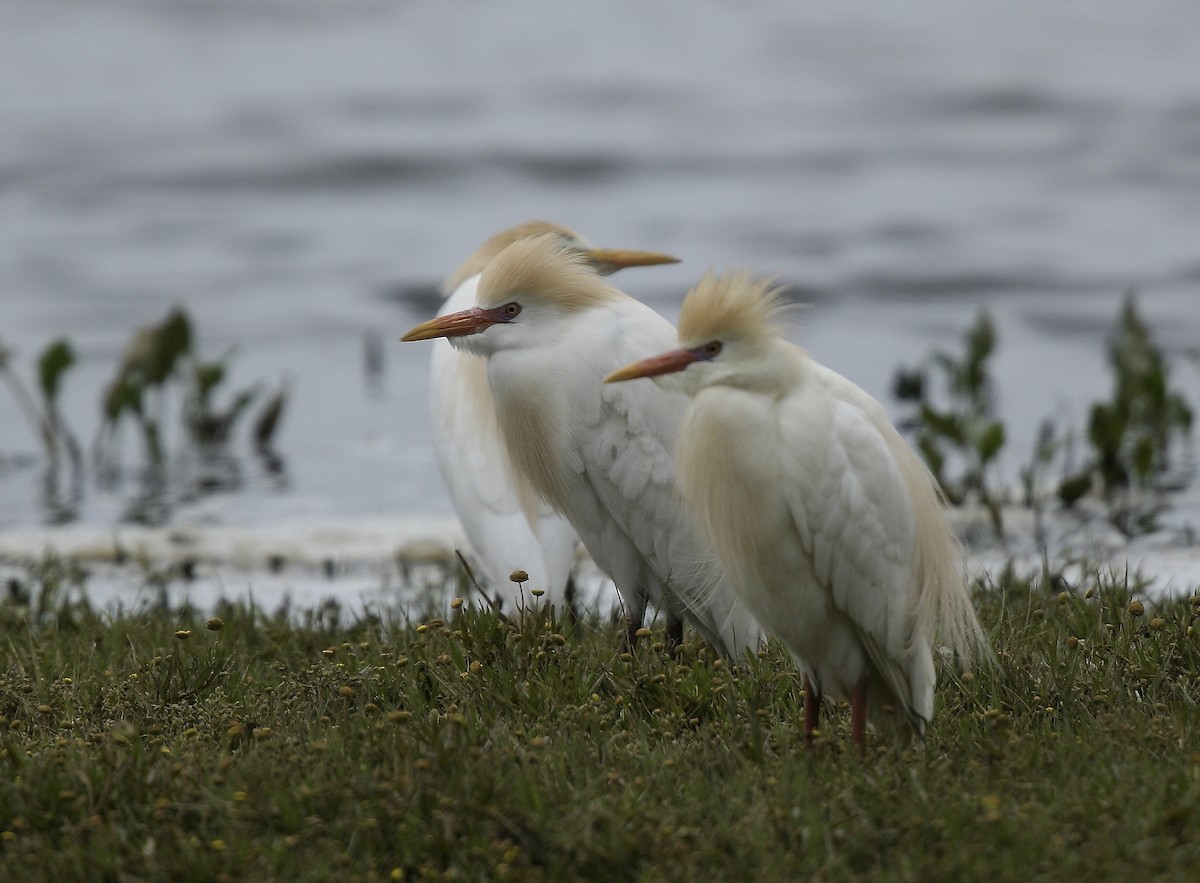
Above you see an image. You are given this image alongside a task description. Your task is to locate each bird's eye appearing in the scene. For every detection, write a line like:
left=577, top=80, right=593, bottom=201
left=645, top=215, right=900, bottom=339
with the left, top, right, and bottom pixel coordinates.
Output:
left=502, top=302, right=521, bottom=318
left=703, top=341, right=723, bottom=357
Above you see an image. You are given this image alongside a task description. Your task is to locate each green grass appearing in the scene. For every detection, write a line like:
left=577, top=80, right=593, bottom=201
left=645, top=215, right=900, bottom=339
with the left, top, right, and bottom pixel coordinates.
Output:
left=2, top=573, right=1199, bottom=882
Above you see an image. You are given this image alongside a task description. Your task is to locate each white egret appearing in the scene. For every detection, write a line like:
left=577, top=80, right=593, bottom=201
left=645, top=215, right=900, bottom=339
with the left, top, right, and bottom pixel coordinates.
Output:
left=403, top=236, right=762, bottom=657
left=606, top=272, right=990, bottom=747
left=428, top=221, right=679, bottom=614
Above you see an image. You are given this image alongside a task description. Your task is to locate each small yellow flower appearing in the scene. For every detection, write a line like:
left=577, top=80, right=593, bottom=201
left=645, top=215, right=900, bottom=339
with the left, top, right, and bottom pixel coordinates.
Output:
left=530, top=588, right=545, bottom=597
left=210, top=838, right=226, bottom=852
left=510, top=570, right=529, bottom=583
left=206, top=618, right=224, bottom=631
left=174, top=629, right=192, bottom=640
left=1128, top=600, right=1145, bottom=617
left=450, top=597, right=463, bottom=609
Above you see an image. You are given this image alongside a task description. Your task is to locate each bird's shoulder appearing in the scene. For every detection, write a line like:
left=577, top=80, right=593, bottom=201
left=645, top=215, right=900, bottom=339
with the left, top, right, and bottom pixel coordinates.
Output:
left=777, top=369, right=914, bottom=551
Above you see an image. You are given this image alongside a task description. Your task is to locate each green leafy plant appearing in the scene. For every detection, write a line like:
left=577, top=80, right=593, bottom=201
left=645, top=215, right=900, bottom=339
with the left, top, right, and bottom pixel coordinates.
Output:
left=4, top=308, right=290, bottom=527
left=893, top=310, right=1006, bottom=537
left=1058, top=292, right=1193, bottom=533
left=185, top=358, right=259, bottom=446
left=95, top=306, right=282, bottom=471
left=0, top=337, right=81, bottom=470
left=0, top=337, right=84, bottom=520
left=96, top=308, right=196, bottom=466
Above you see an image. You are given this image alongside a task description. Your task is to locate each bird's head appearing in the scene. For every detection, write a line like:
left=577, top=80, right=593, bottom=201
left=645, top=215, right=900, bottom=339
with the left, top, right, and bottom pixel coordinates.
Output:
left=605, top=271, right=794, bottom=393
left=440, top=220, right=678, bottom=296
left=404, top=233, right=663, bottom=356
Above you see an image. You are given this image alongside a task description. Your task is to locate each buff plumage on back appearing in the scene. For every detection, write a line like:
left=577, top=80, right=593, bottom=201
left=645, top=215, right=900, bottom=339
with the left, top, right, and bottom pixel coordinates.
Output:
left=677, top=271, right=792, bottom=347
left=442, top=221, right=580, bottom=296
left=476, top=234, right=621, bottom=313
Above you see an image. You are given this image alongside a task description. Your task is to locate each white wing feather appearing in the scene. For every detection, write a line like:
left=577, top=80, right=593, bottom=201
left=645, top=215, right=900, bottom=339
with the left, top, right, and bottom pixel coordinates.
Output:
left=563, top=299, right=762, bottom=655
left=779, top=364, right=931, bottom=722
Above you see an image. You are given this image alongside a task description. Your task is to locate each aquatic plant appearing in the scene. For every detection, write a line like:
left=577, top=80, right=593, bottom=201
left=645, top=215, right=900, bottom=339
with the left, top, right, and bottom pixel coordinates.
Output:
left=94, top=306, right=287, bottom=477
left=1059, top=292, right=1194, bottom=533
left=893, top=309, right=1006, bottom=537
left=3, top=307, right=290, bottom=525
left=0, top=338, right=80, bottom=468
left=0, top=337, right=84, bottom=520
left=897, top=295, right=1195, bottom=538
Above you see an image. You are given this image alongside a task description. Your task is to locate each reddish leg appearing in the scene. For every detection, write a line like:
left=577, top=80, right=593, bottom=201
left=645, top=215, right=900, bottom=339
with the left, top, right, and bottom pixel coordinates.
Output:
left=803, top=675, right=820, bottom=744
left=850, top=680, right=868, bottom=754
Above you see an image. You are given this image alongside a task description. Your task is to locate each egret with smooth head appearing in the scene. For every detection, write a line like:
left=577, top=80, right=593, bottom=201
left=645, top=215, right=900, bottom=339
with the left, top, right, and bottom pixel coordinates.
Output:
left=427, top=221, right=679, bottom=614
left=404, top=236, right=762, bottom=656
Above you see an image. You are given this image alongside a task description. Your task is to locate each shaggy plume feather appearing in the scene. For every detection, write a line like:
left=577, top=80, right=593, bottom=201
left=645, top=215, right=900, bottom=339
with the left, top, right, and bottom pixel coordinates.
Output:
left=442, top=221, right=581, bottom=295
left=898, top=449, right=995, bottom=668
left=476, top=234, right=622, bottom=313
left=677, top=271, right=791, bottom=347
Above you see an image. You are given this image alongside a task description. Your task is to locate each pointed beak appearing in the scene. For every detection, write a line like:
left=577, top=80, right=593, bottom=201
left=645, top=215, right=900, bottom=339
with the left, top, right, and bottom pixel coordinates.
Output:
left=401, top=307, right=502, bottom=342
left=584, top=248, right=680, bottom=274
left=605, top=348, right=704, bottom=383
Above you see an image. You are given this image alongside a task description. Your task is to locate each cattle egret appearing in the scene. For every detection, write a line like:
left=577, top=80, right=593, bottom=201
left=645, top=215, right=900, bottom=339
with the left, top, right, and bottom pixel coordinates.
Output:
left=429, top=221, right=679, bottom=613
left=606, top=272, right=990, bottom=747
left=403, top=236, right=762, bottom=657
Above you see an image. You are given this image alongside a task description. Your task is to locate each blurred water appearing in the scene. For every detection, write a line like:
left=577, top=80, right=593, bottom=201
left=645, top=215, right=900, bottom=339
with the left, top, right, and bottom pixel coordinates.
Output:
left=2, top=0, right=1199, bottom=540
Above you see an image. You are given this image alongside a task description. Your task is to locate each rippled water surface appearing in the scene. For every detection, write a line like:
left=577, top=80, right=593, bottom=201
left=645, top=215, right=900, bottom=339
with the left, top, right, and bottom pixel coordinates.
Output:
left=3, top=0, right=1199, bottom=563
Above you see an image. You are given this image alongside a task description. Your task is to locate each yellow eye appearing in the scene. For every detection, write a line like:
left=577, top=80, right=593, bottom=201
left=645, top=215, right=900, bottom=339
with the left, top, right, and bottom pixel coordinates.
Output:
left=704, top=340, right=723, bottom=357
left=503, top=302, right=521, bottom=317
